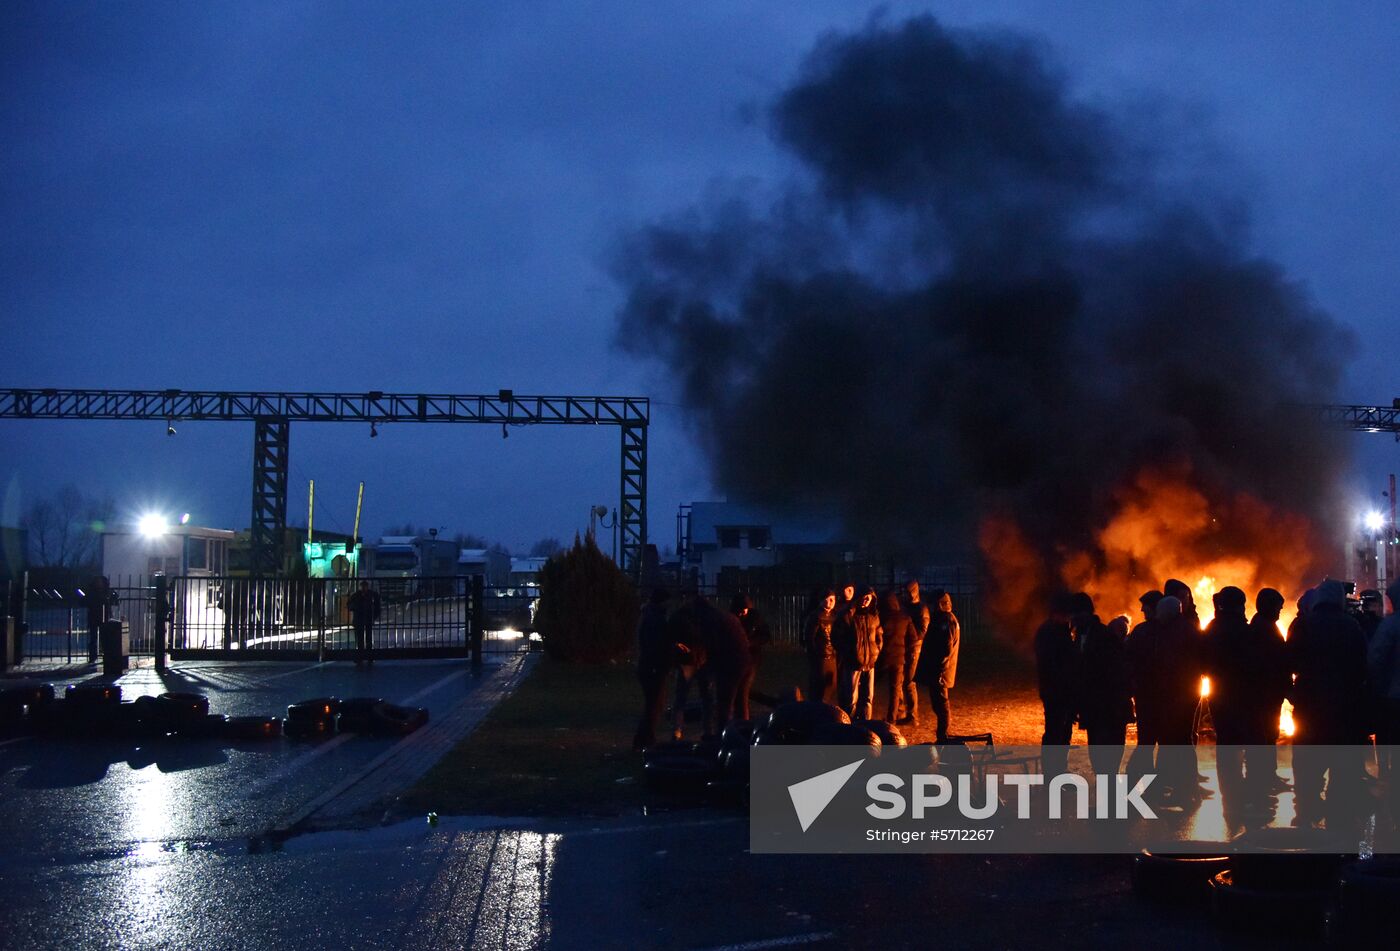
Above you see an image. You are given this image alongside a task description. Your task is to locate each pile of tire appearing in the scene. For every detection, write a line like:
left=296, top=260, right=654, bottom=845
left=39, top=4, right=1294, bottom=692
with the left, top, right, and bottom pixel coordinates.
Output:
left=1209, top=827, right=1354, bottom=936
left=643, top=739, right=720, bottom=795
left=223, top=715, right=284, bottom=740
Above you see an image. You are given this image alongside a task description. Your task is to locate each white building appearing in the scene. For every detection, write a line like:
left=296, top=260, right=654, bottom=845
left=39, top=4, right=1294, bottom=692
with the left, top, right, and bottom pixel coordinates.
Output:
left=101, top=521, right=235, bottom=581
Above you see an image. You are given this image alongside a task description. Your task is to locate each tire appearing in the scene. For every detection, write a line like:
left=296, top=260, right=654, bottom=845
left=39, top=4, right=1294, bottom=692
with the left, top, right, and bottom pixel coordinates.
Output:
left=693, top=735, right=722, bottom=763
left=1230, top=827, right=1354, bottom=890
left=644, top=755, right=717, bottom=794
left=183, top=713, right=229, bottom=739
left=65, top=683, right=121, bottom=707
left=705, top=777, right=748, bottom=808
left=644, top=740, right=700, bottom=763
left=224, top=716, right=284, bottom=740
left=30, top=699, right=80, bottom=736
left=766, top=701, right=851, bottom=744
left=1209, top=869, right=1329, bottom=935
left=1130, top=850, right=1232, bottom=903
left=858, top=719, right=908, bottom=748
left=155, top=692, right=210, bottom=733
left=368, top=702, right=428, bottom=737
left=809, top=721, right=882, bottom=754
left=721, top=744, right=751, bottom=779
left=719, top=719, right=754, bottom=752
left=284, top=713, right=337, bottom=739
left=1, top=684, right=55, bottom=711
left=1334, top=857, right=1400, bottom=921
left=287, top=697, right=341, bottom=723
left=336, top=697, right=387, bottom=733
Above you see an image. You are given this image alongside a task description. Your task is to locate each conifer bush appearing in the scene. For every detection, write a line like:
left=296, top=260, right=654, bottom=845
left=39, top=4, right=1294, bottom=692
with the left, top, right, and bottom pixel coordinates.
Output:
left=535, top=532, right=639, bottom=663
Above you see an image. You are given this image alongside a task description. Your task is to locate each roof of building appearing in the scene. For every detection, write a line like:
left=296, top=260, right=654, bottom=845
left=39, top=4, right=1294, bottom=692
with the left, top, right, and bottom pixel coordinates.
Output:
left=687, top=501, right=847, bottom=547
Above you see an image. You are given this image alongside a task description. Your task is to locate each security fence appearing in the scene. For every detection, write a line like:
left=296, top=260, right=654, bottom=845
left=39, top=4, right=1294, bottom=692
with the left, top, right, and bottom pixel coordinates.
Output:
left=2, top=577, right=157, bottom=665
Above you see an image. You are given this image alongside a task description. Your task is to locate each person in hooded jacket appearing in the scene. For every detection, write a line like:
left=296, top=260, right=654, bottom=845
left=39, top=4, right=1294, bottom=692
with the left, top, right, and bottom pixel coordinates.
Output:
left=697, top=594, right=754, bottom=731
left=1127, top=595, right=1202, bottom=799
left=802, top=588, right=839, bottom=706
left=900, top=580, right=931, bottom=726
left=730, top=593, right=771, bottom=720
left=1164, top=578, right=1201, bottom=630
left=1035, top=592, right=1079, bottom=775
left=1203, top=586, right=1283, bottom=812
left=667, top=595, right=713, bottom=739
left=1247, top=588, right=1290, bottom=793
left=878, top=590, right=914, bottom=723
left=1076, top=594, right=1133, bottom=777
left=915, top=589, right=959, bottom=743
left=835, top=586, right=883, bottom=721
left=1287, top=579, right=1369, bottom=831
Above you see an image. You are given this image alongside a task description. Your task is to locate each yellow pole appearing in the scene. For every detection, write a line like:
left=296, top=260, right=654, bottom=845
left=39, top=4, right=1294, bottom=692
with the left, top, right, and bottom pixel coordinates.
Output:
left=307, top=479, right=315, bottom=547
left=352, top=481, right=365, bottom=577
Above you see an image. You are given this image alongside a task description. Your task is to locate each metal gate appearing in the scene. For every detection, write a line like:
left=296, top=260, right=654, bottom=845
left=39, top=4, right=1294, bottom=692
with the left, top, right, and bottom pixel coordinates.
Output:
left=167, top=575, right=530, bottom=660
left=4, top=578, right=156, bottom=666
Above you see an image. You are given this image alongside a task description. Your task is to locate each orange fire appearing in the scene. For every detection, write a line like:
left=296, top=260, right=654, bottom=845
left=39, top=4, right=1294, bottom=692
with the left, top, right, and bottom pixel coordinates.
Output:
left=981, top=464, right=1322, bottom=740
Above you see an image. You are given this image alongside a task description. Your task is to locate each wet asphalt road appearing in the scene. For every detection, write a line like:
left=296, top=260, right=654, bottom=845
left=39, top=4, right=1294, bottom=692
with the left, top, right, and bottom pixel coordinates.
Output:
left=0, top=658, right=510, bottom=863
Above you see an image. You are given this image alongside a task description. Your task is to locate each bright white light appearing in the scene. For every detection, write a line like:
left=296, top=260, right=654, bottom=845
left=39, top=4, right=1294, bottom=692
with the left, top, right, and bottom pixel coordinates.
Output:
left=179, top=513, right=191, bottom=525
left=1364, top=511, right=1385, bottom=531
left=138, top=513, right=168, bottom=538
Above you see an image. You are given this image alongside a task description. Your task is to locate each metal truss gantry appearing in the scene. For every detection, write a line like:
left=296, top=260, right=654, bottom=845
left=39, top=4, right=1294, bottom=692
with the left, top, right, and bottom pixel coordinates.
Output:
left=1301, top=402, right=1400, bottom=439
left=1, top=388, right=650, bottom=577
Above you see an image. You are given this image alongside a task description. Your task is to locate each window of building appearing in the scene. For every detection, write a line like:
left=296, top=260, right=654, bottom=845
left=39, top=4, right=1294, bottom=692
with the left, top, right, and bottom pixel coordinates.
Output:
left=185, top=537, right=207, bottom=570
left=748, top=527, right=771, bottom=550
left=718, top=528, right=742, bottom=549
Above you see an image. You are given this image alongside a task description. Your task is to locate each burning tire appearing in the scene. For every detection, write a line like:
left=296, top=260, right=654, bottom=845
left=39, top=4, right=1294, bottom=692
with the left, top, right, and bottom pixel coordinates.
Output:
left=809, top=721, right=882, bottom=754
left=1130, top=849, right=1232, bottom=903
left=224, top=716, right=284, bottom=740
left=335, top=697, right=387, bottom=733
left=368, top=702, right=429, bottom=737
left=1208, top=869, right=1329, bottom=935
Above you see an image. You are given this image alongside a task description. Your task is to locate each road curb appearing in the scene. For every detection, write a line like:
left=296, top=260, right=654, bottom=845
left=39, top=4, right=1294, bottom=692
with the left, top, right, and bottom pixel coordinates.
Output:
left=272, top=653, right=535, bottom=836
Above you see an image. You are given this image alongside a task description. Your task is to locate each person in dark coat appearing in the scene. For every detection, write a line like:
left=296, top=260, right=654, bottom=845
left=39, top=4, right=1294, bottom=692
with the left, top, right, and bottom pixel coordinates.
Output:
left=878, top=590, right=914, bottom=722
left=1367, top=579, right=1400, bottom=788
left=802, top=588, right=839, bottom=706
left=1035, top=592, right=1078, bottom=775
left=730, top=593, right=771, bottom=720
left=900, top=580, right=931, bottom=726
left=1126, top=595, right=1201, bottom=798
left=695, top=595, right=753, bottom=731
left=915, top=589, right=959, bottom=742
left=835, top=586, right=882, bottom=721
left=633, top=588, right=677, bottom=750
left=1203, top=586, right=1284, bottom=813
left=1286, top=579, right=1369, bottom=831
left=346, top=580, right=381, bottom=666
left=1248, top=587, right=1290, bottom=793
left=1076, top=594, right=1133, bottom=776
left=1358, top=589, right=1384, bottom=643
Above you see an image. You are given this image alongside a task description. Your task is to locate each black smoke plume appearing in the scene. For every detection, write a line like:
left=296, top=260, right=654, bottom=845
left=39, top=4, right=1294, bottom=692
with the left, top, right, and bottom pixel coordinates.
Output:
left=614, top=16, right=1352, bottom=612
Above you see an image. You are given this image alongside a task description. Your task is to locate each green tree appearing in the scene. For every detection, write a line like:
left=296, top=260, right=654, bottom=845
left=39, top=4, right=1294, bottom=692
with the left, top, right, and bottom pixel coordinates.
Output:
left=535, top=532, right=638, bottom=663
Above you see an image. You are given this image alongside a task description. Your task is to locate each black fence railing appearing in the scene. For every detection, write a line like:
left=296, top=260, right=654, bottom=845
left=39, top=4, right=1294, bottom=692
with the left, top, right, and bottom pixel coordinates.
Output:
left=4, top=577, right=156, bottom=665
left=167, top=575, right=532, bottom=659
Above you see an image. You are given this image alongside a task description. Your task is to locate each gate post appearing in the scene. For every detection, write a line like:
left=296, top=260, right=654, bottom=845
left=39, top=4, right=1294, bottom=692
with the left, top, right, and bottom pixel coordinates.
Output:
left=470, top=574, right=484, bottom=672
left=153, top=574, right=168, bottom=672
left=317, top=580, right=327, bottom=663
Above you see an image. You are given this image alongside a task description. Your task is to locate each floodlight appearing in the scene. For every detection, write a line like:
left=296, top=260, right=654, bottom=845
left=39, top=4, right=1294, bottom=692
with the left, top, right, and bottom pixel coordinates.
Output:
left=138, top=513, right=168, bottom=538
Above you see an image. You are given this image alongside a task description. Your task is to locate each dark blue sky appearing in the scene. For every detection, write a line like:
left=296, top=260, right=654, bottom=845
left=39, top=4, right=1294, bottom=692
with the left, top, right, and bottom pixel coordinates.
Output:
left=3, top=1, right=1397, bottom=551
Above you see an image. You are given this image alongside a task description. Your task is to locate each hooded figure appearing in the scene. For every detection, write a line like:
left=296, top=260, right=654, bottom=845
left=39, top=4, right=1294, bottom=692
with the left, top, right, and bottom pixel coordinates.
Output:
left=1203, top=585, right=1280, bottom=809
left=1164, top=579, right=1201, bottom=630
left=1125, top=595, right=1201, bottom=797
left=1076, top=594, right=1133, bottom=776
left=730, top=593, right=771, bottom=720
left=915, top=588, right=959, bottom=743
left=1035, top=591, right=1079, bottom=774
left=1287, top=579, right=1369, bottom=829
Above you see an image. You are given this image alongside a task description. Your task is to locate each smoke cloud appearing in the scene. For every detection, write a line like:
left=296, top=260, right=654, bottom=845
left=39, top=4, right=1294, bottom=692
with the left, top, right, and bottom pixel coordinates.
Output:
left=614, top=16, right=1353, bottom=622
